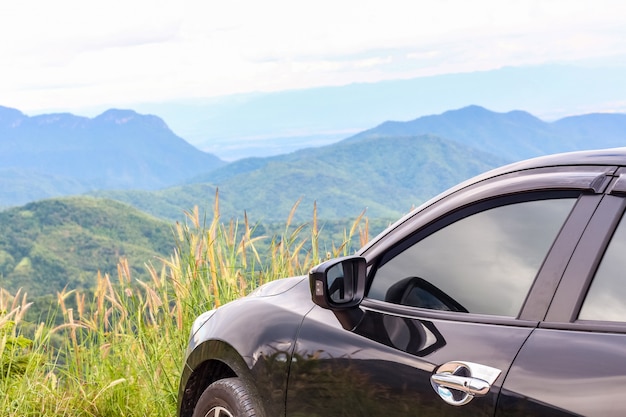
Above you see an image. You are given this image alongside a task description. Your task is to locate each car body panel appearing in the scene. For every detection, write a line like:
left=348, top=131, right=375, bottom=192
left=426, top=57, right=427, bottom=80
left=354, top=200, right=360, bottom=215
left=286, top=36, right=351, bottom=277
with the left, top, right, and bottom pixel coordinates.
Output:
left=498, top=329, right=626, bottom=417
left=497, top=192, right=626, bottom=416
left=287, top=305, right=534, bottom=416
left=179, top=276, right=312, bottom=417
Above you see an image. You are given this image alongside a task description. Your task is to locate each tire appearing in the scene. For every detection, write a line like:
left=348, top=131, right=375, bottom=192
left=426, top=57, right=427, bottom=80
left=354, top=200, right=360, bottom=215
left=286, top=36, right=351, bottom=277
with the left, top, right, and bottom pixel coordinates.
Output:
left=192, top=377, right=257, bottom=417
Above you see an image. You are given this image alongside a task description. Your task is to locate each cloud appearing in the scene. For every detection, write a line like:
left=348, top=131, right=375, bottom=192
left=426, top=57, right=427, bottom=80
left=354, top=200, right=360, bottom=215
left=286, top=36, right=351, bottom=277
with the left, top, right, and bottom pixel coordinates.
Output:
left=2, top=0, right=626, bottom=113
left=0, top=1, right=181, bottom=56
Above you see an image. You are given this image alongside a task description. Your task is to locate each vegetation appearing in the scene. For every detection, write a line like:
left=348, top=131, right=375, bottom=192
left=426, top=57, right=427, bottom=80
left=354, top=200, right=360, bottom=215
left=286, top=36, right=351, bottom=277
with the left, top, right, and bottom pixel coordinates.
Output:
left=0, top=197, right=175, bottom=297
left=0, top=196, right=392, bottom=311
left=97, top=134, right=505, bottom=223
left=0, top=196, right=370, bottom=416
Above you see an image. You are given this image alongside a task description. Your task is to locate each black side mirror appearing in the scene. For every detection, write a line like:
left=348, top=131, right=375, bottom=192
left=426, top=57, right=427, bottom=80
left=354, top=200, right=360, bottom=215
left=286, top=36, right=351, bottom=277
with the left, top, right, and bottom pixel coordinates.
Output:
left=309, top=256, right=367, bottom=310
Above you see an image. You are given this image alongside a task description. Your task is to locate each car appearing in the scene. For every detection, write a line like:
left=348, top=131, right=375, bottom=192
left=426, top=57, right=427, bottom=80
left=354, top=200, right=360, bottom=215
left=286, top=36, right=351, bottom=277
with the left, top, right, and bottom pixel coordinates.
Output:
left=178, top=147, right=626, bottom=417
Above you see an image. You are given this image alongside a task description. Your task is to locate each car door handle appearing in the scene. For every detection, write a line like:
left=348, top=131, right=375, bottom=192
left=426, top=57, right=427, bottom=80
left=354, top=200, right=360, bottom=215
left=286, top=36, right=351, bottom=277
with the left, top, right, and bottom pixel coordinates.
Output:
left=430, top=361, right=501, bottom=406
left=431, top=373, right=491, bottom=395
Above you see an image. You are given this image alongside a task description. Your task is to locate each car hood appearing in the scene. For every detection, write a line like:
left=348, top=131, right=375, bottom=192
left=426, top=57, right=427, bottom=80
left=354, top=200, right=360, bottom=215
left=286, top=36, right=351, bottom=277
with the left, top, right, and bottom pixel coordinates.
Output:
left=247, top=275, right=307, bottom=298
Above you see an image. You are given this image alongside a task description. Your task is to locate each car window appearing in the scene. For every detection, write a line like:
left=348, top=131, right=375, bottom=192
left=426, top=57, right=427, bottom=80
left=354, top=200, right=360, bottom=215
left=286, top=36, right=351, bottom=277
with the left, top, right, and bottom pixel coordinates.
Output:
left=367, top=198, right=577, bottom=317
left=578, top=211, right=626, bottom=322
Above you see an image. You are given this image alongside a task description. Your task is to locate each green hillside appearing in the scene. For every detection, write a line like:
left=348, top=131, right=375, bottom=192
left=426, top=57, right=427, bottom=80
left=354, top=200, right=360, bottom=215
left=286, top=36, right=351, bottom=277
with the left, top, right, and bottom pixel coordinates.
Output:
left=97, top=134, right=507, bottom=222
left=0, top=197, right=174, bottom=297
left=0, top=195, right=391, bottom=302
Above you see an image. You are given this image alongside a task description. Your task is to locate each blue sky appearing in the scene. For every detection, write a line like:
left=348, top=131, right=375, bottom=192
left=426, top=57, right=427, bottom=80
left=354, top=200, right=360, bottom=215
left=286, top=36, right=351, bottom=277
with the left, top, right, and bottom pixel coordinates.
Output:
left=2, top=0, right=626, bottom=115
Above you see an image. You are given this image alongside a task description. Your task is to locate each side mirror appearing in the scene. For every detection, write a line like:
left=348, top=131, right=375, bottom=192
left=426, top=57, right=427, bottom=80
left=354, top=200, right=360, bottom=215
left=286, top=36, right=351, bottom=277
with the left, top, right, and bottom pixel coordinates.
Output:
left=309, top=256, right=367, bottom=310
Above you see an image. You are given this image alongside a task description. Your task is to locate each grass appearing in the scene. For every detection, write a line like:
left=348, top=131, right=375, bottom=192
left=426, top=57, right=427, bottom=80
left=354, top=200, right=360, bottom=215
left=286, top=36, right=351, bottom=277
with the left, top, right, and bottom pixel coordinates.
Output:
left=0, top=194, right=369, bottom=416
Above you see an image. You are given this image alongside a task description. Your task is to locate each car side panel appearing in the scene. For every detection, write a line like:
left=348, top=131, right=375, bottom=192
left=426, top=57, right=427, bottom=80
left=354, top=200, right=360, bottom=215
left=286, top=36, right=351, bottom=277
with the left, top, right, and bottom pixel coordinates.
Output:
left=287, top=305, right=534, bottom=417
left=497, top=190, right=626, bottom=416
left=497, top=329, right=626, bottom=417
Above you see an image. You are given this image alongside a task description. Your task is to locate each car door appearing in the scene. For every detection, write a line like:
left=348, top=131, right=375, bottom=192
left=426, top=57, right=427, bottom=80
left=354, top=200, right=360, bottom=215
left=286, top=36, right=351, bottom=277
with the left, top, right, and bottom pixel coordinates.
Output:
left=286, top=167, right=609, bottom=417
left=497, top=169, right=626, bottom=417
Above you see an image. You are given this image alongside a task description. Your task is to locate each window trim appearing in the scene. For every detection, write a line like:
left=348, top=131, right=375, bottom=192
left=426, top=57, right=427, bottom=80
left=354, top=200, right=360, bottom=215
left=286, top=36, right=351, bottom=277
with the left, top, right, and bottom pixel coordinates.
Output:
left=359, top=166, right=614, bottom=262
left=539, top=320, right=626, bottom=334
left=520, top=194, right=604, bottom=321
left=364, top=190, right=585, bottom=322
left=361, top=298, right=540, bottom=328
left=373, top=191, right=581, bottom=269
left=544, top=194, right=626, bottom=327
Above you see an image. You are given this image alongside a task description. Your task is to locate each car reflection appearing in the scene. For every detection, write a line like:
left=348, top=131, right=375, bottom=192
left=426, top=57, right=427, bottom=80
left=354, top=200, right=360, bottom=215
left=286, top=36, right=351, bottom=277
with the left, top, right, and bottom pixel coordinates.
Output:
left=385, top=276, right=468, bottom=313
left=355, top=312, right=446, bottom=357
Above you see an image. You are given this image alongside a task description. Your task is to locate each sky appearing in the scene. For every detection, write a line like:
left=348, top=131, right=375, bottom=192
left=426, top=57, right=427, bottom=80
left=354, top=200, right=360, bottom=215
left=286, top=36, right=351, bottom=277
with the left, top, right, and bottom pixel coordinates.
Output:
left=2, top=0, right=626, bottom=120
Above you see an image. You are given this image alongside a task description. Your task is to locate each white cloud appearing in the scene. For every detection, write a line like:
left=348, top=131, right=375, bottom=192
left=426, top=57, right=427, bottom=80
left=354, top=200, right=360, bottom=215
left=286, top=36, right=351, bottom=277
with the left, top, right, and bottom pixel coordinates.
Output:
left=1, top=0, right=626, bottom=114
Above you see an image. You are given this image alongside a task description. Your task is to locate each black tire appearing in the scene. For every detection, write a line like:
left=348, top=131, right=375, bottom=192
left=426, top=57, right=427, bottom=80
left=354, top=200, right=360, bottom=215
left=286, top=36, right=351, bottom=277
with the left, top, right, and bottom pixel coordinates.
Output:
left=192, top=377, right=257, bottom=417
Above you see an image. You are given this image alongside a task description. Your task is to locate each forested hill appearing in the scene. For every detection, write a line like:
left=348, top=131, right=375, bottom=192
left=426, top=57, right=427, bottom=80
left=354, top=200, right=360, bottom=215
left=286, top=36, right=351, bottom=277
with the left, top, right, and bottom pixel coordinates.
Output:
left=97, top=134, right=509, bottom=222
left=0, top=197, right=174, bottom=297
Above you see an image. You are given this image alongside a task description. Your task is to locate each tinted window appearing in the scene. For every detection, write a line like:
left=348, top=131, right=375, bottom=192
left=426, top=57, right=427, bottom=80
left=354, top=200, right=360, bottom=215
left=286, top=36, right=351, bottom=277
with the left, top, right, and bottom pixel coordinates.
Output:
left=368, top=198, right=576, bottom=317
left=579, top=212, right=626, bottom=322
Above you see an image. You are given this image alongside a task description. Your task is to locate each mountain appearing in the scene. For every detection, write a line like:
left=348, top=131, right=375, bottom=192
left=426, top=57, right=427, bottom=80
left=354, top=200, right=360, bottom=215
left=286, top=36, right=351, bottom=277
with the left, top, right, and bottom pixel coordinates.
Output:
left=552, top=113, right=626, bottom=148
left=0, top=106, right=226, bottom=207
left=197, top=105, right=626, bottom=185
left=0, top=194, right=394, bottom=302
left=0, top=197, right=174, bottom=297
left=349, top=105, right=626, bottom=160
left=212, top=134, right=507, bottom=220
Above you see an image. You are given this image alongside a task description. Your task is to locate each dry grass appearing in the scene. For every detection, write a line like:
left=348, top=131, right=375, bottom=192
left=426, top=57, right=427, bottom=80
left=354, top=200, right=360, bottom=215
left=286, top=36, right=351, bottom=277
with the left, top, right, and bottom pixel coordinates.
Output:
left=0, top=198, right=368, bottom=416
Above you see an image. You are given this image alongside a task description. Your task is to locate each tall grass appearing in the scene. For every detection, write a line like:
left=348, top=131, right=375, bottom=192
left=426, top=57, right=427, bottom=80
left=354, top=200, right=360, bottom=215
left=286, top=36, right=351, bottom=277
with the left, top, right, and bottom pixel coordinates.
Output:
left=0, top=197, right=369, bottom=416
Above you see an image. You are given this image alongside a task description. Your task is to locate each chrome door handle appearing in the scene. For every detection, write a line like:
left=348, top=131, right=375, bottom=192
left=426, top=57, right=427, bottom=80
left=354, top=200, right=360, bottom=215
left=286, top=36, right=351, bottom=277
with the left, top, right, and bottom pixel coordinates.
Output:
left=431, top=373, right=491, bottom=396
left=430, top=361, right=501, bottom=406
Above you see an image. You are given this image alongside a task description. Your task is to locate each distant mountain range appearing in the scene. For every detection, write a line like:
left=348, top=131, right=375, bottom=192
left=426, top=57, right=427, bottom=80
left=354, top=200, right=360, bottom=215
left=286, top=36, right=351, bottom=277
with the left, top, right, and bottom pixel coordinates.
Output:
left=2, top=104, right=626, bottom=222
left=349, top=105, right=626, bottom=160
left=135, top=64, right=626, bottom=160
left=99, top=105, right=626, bottom=222
left=0, top=106, right=225, bottom=206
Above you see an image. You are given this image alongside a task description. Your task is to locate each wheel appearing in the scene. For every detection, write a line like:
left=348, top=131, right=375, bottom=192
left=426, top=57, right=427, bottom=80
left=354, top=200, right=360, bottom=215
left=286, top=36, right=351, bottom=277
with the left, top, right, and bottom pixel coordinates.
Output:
left=192, top=377, right=257, bottom=417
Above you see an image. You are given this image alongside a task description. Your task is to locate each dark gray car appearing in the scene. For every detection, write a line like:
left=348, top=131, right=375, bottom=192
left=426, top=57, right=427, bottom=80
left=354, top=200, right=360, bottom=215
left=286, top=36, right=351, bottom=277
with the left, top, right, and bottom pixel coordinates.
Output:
left=179, top=147, right=626, bottom=417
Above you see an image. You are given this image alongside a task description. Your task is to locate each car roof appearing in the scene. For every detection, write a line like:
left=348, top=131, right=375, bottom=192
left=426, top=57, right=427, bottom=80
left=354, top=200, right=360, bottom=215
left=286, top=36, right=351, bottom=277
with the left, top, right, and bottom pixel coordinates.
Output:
left=484, top=147, right=626, bottom=176
left=440, top=147, right=625, bottom=196
left=426, top=147, right=626, bottom=203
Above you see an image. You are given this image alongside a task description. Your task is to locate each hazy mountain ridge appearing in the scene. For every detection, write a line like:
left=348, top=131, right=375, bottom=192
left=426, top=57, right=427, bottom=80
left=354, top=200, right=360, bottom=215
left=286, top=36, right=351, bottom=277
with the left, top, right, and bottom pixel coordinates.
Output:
left=163, top=105, right=626, bottom=223
left=0, top=106, right=226, bottom=207
left=350, top=105, right=626, bottom=160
